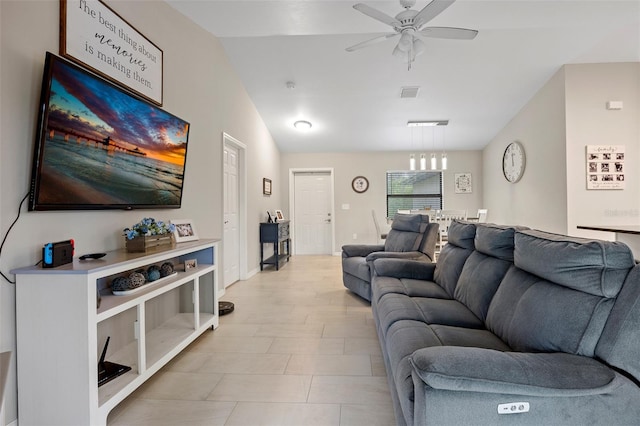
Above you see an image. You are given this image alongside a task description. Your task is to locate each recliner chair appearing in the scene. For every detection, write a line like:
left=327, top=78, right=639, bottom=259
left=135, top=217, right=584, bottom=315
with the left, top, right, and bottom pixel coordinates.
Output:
left=341, top=213, right=439, bottom=301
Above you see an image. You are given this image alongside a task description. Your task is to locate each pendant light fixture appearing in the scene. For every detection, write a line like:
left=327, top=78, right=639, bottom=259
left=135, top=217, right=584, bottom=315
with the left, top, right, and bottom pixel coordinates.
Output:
left=406, top=120, right=449, bottom=171
left=430, top=127, right=437, bottom=170
left=409, top=126, right=416, bottom=170
left=441, top=126, right=448, bottom=170
left=419, top=127, right=427, bottom=170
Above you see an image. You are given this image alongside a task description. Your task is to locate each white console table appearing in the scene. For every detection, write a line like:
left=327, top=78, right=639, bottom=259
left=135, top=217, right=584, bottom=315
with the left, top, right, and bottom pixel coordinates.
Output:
left=577, top=225, right=640, bottom=261
left=12, top=239, right=220, bottom=425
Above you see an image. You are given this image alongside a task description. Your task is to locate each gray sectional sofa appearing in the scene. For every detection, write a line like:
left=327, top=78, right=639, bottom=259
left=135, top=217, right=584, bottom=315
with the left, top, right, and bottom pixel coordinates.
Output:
left=370, top=220, right=640, bottom=425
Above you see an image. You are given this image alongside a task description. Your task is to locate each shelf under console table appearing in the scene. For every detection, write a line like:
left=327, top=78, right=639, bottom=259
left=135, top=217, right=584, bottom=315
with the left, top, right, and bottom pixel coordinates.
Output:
left=260, top=220, right=290, bottom=270
left=12, top=238, right=220, bottom=426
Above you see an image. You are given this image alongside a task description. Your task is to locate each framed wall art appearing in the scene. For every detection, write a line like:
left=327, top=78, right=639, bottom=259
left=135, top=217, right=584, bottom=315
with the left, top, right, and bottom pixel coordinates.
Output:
left=586, top=145, right=625, bottom=190
left=454, top=173, right=472, bottom=193
left=263, top=178, right=272, bottom=195
left=60, top=0, right=163, bottom=105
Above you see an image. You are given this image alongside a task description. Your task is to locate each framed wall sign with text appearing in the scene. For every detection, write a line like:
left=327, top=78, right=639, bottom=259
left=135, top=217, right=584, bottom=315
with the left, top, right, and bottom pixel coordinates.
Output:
left=586, top=145, right=625, bottom=190
left=60, top=0, right=163, bottom=105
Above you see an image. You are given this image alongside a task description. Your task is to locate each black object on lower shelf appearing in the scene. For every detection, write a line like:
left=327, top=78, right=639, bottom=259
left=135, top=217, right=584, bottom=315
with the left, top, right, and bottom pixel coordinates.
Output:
left=97, top=336, right=131, bottom=387
left=219, top=301, right=234, bottom=315
left=98, top=361, right=131, bottom=387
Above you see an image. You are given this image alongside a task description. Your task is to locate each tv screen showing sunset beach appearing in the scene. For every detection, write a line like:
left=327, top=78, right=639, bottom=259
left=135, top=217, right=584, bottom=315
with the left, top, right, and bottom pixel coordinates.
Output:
left=30, top=53, right=190, bottom=210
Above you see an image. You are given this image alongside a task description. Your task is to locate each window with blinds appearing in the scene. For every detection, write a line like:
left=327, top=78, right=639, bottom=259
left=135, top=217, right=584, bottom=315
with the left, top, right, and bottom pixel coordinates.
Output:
left=386, top=171, right=443, bottom=218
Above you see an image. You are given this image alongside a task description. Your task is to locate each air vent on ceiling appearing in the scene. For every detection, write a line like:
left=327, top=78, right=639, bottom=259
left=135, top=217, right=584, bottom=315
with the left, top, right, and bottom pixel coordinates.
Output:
left=400, top=86, right=420, bottom=99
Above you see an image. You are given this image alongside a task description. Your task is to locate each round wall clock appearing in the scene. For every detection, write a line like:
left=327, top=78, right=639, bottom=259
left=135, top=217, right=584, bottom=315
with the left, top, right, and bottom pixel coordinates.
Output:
left=352, top=176, right=369, bottom=193
left=502, top=141, right=526, bottom=183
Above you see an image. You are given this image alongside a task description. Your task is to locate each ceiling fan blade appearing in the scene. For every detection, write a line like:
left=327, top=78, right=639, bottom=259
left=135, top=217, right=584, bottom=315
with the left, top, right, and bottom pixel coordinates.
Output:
left=353, top=4, right=402, bottom=28
left=419, top=26, right=478, bottom=40
left=346, top=33, right=399, bottom=52
left=413, top=0, right=456, bottom=29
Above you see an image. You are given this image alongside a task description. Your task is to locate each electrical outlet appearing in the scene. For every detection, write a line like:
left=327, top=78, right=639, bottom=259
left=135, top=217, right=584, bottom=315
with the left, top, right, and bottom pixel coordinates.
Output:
left=353, top=233, right=357, bottom=240
left=497, top=402, right=529, bottom=414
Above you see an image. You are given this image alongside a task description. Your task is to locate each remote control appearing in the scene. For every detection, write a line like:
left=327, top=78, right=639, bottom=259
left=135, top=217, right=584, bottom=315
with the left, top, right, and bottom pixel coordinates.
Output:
left=79, top=253, right=106, bottom=260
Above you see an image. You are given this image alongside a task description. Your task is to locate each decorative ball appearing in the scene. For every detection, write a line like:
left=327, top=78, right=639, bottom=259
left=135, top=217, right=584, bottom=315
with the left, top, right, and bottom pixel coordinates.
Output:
left=135, top=269, right=149, bottom=282
left=128, top=272, right=146, bottom=289
left=147, top=268, right=161, bottom=282
left=111, top=276, right=130, bottom=292
left=160, top=262, right=174, bottom=277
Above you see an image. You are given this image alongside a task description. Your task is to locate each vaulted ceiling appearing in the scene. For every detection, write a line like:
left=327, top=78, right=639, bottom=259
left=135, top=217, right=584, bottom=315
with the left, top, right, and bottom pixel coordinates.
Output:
left=167, top=0, right=640, bottom=153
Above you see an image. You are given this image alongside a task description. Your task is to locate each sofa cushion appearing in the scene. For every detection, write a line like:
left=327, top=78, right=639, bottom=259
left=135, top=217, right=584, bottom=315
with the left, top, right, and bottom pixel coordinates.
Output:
left=486, top=267, right=616, bottom=356
left=375, top=292, right=485, bottom=344
left=372, top=276, right=449, bottom=302
left=384, top=214, right=426, bottom=252
left=474, top=224, right=522, bottom=261
left=433, top=222, right=476, bottom=297
left=446, top=220, right=476, bottom=248
left=454, top=251, right=512, bottom=322
left=514, top=230, right=634, bottom=297
left=390, top=213, right=422, bottom=232
left=596, top=265, right=640, bottom=384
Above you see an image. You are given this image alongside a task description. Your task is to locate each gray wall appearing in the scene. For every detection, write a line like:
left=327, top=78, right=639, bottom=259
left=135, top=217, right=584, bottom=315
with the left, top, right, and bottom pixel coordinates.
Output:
left=281, top=151, right=483, bottom=253
left=0, top=1, right=282, bottom=424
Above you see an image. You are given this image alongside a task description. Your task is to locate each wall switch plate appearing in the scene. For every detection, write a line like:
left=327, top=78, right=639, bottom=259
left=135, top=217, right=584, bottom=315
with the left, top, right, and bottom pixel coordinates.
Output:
left=498, top=402, right=529, bottom=414
left=342, top=204, right=350, bottom=210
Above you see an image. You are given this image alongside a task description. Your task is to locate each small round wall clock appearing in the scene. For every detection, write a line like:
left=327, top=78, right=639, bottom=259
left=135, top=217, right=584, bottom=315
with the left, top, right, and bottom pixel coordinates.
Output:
left=352, top=176, right=369, bottom=193
left=502, top=141, right=526, bottom=183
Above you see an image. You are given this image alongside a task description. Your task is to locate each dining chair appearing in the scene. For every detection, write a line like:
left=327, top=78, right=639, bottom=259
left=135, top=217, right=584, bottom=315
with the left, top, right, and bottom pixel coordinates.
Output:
left=433, top=210, right=467, bottom=259
left=477, top=209, right=488, bottom=223
left=372, top=209, right=389, bottom=244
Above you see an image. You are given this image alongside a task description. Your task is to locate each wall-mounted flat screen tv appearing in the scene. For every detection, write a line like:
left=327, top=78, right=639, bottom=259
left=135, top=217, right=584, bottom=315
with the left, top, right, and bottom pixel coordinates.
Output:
left=29, top=52, right=190, bottom=211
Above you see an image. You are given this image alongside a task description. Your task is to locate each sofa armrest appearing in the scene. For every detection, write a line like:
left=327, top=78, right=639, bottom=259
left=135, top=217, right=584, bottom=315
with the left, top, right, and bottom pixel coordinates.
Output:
left=410, top=346, right=617, bottom=397
left=366, top=251, right=425, bottom=262
left=372, top=258, right=436, bottom=280
left=342, top=244, right=384, bottom=258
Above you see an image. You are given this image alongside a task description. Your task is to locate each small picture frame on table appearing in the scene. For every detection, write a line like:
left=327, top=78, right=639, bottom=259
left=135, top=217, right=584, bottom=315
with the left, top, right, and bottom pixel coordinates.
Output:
left=263, top=178, right=272, bottom=195
left=275, top=210, right=284, bottom=221
left=171, top=219, right=199, bottom=242
left=184, top=259, right=198, bottom=271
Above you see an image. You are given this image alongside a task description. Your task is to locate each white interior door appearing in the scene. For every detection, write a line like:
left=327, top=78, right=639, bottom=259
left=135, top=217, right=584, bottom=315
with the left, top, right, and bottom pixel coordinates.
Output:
left=293, top=172, right=332, bottom=255
left=223, top=143, right=240, bottom=287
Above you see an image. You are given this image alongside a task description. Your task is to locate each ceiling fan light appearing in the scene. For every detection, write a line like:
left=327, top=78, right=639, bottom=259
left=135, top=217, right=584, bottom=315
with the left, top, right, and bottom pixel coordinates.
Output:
left=392, top=45, right=405, bottom=59
left=398, top=32, right=413, bottom=52
left=413, top=39, right=426, bottom=57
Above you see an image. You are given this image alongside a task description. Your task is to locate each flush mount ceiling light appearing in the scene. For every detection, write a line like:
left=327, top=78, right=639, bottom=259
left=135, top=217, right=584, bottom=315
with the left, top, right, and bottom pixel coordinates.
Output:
left=293, top=120, right=312, bottom=130
left=407, top=120, right=449, bottom=127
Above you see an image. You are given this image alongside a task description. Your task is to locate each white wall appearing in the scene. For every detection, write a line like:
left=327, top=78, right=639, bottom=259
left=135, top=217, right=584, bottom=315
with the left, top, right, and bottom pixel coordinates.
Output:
left=565, top=63, right=640, bottom=240
left=482, top=63, right=639, bottom=235
left=281, top=151, right=483, bottom=252
left=0, top=1, right=281, bottom=424
left=482, top=68, right=568, bottom=233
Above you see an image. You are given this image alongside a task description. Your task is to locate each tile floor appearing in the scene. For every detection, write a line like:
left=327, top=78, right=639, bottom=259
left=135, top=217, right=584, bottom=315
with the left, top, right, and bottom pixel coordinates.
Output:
left=107, top=255, right=396, bottom=425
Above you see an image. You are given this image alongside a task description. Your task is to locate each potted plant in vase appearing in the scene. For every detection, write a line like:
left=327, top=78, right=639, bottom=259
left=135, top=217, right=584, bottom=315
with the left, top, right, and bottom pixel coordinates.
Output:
left=124, top=218, right=176, bottom=252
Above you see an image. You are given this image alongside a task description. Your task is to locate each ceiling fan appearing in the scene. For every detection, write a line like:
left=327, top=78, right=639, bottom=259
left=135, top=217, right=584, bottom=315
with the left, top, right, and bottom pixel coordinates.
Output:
left=346, top=0, right=478, bottom=70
